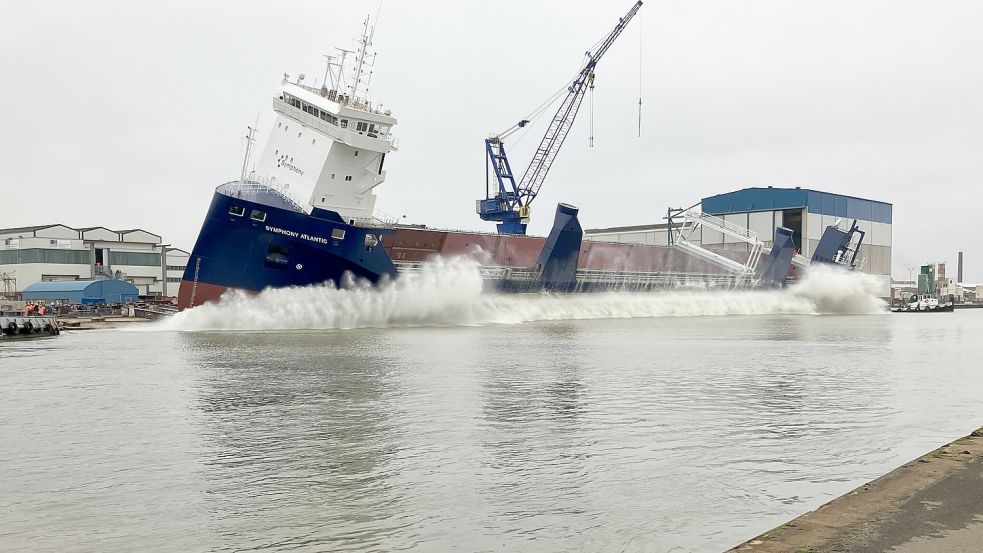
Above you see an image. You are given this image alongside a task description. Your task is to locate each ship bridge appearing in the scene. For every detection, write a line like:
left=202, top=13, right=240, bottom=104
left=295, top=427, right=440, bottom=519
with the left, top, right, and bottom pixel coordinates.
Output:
left=276, top=81, right=397, bottom=153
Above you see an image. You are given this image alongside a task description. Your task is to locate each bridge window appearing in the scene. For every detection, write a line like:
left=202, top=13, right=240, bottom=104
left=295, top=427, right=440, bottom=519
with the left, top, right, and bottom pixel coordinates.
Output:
left=319, top=111, right=338, bottom=125
left=331, top=229, right=346, bottom=240
left=250, top=209, right=267, bottom=222
left=229, top=206, right=245, bottom=217
left=340, top=120, right=348, bottom=129
left=344, top=175, right=352, bottom=181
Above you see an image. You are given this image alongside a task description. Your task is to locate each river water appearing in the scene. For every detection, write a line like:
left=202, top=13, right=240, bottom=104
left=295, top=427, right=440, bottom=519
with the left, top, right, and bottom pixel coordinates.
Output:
left=2, top=268, right=982, bottom=552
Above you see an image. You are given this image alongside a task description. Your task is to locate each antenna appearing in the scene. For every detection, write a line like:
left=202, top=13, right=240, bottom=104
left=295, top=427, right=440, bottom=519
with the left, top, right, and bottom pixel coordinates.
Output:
left=349, top=14, right=377, bottom=98
left=240, top=123, right=258, bottom=182
left=328, top=48, right=353, bottom=92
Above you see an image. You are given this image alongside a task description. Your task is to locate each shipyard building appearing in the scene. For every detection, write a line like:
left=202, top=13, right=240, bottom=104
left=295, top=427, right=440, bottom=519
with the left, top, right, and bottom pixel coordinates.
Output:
left=0, top=225, right=188, bottom=297
left=586, top=187, right=892, bottom=295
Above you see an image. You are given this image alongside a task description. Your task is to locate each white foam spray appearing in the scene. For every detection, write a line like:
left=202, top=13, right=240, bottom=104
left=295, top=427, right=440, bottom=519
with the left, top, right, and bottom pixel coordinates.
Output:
left=153, top=259, right=885, bottom=332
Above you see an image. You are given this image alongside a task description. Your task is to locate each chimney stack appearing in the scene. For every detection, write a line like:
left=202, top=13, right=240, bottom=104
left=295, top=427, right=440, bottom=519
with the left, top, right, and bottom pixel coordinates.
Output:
left=958, top=251, right=964, bottom=283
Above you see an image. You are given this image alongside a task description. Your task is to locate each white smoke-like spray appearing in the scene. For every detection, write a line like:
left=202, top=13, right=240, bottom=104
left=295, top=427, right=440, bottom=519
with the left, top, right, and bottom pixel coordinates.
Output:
left=152, top=259, right=886, bottom=332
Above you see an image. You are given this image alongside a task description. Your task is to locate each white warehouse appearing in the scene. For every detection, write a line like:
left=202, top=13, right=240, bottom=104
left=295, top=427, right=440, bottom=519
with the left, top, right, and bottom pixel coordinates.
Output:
left=0, top=224, right=189, bottom=297
left=586, top=187, right=893, bottom=292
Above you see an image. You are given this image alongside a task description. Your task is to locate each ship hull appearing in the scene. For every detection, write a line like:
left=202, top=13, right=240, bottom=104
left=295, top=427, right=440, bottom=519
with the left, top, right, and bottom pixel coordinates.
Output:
left=177, top=184, right=398, bottom=310
left=178, top=184, right=754, bottom=310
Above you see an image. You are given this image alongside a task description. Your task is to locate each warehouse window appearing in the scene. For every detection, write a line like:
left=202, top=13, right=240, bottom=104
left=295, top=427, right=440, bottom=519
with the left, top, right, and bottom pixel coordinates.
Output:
left=250, top=210, right=267, bottom=222
left=110, top=251, right=162, bottom=267
left=0, top=248, right=90, bottom=264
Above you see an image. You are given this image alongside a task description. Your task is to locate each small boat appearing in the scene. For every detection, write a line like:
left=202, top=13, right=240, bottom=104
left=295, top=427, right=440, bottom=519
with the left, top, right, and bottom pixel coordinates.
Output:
left=891, top=293, right=955, bottom=313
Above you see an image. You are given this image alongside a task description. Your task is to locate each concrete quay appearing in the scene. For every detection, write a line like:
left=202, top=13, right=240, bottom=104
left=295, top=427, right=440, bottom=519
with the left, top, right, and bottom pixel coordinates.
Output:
left=728, top=427, right=983, bottom=552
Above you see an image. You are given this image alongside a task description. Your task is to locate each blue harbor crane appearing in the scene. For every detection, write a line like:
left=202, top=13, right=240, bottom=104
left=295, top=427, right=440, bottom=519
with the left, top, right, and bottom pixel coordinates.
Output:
left=477, top=0, right=643, bottom=235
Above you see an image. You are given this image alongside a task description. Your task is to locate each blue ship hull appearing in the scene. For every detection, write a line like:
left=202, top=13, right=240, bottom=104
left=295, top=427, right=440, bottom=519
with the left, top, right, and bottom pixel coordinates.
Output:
left=178, top=184, right=396, bottom=309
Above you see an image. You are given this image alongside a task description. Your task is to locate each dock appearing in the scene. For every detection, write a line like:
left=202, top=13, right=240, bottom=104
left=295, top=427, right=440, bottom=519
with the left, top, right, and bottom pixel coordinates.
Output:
left=728, top=426, right=983, bottom=552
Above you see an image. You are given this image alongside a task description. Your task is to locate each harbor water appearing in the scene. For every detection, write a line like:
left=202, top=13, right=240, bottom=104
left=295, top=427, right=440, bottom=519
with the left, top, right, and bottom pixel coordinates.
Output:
left=2, top=267, right=982, bottom=552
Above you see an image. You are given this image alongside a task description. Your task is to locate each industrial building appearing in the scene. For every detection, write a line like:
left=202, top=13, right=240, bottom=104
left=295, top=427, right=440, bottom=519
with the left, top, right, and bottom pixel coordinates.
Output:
left=22, top=279, right=140, bottom=305
left=586, top=187, right=892, bottom=294
left=0, top=224, right=188, bottom=297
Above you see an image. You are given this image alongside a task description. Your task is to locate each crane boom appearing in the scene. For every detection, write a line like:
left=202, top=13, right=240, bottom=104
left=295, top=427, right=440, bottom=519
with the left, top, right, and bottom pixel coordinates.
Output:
left=520, top=0, right=642, bottom=198
left=477, top=0, right=642, bottom=235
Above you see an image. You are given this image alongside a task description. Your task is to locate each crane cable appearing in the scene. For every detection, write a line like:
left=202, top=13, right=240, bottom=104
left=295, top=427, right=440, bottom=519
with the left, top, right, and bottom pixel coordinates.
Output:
left=638, top=10, right=643, bottom=138
left=589, top=73, right=595, bottom=148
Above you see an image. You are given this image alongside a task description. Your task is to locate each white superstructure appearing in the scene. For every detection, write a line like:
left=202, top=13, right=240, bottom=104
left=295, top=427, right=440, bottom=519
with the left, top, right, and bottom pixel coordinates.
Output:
left=250, top=18, right=398, bottom=224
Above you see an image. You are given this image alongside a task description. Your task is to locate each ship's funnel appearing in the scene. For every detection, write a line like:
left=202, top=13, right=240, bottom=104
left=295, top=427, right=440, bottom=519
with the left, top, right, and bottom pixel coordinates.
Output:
left=536, top=203, right=583, bottom=291
left=759, top=227, right=796, bottom=286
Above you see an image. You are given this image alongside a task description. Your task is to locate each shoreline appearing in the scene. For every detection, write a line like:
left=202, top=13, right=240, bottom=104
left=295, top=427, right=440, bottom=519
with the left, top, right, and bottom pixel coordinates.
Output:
left=727, top=426, right=983, bottom=552
left=58, top=317, right=156, bottom=330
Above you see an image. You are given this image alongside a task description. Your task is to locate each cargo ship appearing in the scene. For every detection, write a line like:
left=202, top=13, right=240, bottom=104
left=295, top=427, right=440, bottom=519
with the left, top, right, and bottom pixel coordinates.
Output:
left=178, top=5, right=863, bottom=310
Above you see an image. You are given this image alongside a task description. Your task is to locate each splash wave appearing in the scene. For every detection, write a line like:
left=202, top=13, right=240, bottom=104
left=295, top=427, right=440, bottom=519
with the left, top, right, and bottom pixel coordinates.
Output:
left=153, top=260, right=885, bottom=331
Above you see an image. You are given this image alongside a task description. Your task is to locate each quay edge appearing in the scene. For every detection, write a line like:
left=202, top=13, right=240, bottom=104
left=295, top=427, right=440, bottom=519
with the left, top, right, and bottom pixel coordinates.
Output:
left=727, top=425, right=983, bottom=553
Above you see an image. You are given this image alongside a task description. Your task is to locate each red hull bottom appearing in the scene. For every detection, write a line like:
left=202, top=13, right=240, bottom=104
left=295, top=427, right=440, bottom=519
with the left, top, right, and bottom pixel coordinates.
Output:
left=177, top=280, right=258, bottom=311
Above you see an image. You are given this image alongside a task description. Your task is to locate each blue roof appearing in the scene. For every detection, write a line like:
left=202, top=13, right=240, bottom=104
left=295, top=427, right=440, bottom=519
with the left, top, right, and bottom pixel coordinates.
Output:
left=23, top=280, right=103, bottom=292
left=23, top=279, right=140, bottom=298
left=701, top=187, right=892, bottom=224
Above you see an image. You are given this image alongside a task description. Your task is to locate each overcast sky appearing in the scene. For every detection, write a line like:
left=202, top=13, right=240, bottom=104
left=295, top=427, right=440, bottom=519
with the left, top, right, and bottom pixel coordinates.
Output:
left=2, top=1, right=981, bottom=281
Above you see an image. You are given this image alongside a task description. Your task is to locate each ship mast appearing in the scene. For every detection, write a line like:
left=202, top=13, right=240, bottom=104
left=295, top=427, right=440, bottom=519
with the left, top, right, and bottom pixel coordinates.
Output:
left=348, top=15, right=377, bottom=99
left=240, top=124, right=257, bottom=182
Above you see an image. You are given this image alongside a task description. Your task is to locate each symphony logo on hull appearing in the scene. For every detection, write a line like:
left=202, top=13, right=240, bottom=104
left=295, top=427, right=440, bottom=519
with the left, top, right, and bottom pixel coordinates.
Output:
left=277, top=154, right=304, bottom=176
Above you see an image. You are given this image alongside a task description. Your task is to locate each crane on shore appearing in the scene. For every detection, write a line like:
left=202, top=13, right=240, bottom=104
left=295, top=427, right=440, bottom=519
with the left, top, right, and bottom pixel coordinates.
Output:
left=476, top=0, right=643, bottom=235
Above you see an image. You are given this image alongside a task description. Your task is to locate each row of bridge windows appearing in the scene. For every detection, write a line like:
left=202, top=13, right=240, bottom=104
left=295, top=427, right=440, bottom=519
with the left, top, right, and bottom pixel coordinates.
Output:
left=281, top=93, right=386, bottom=136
